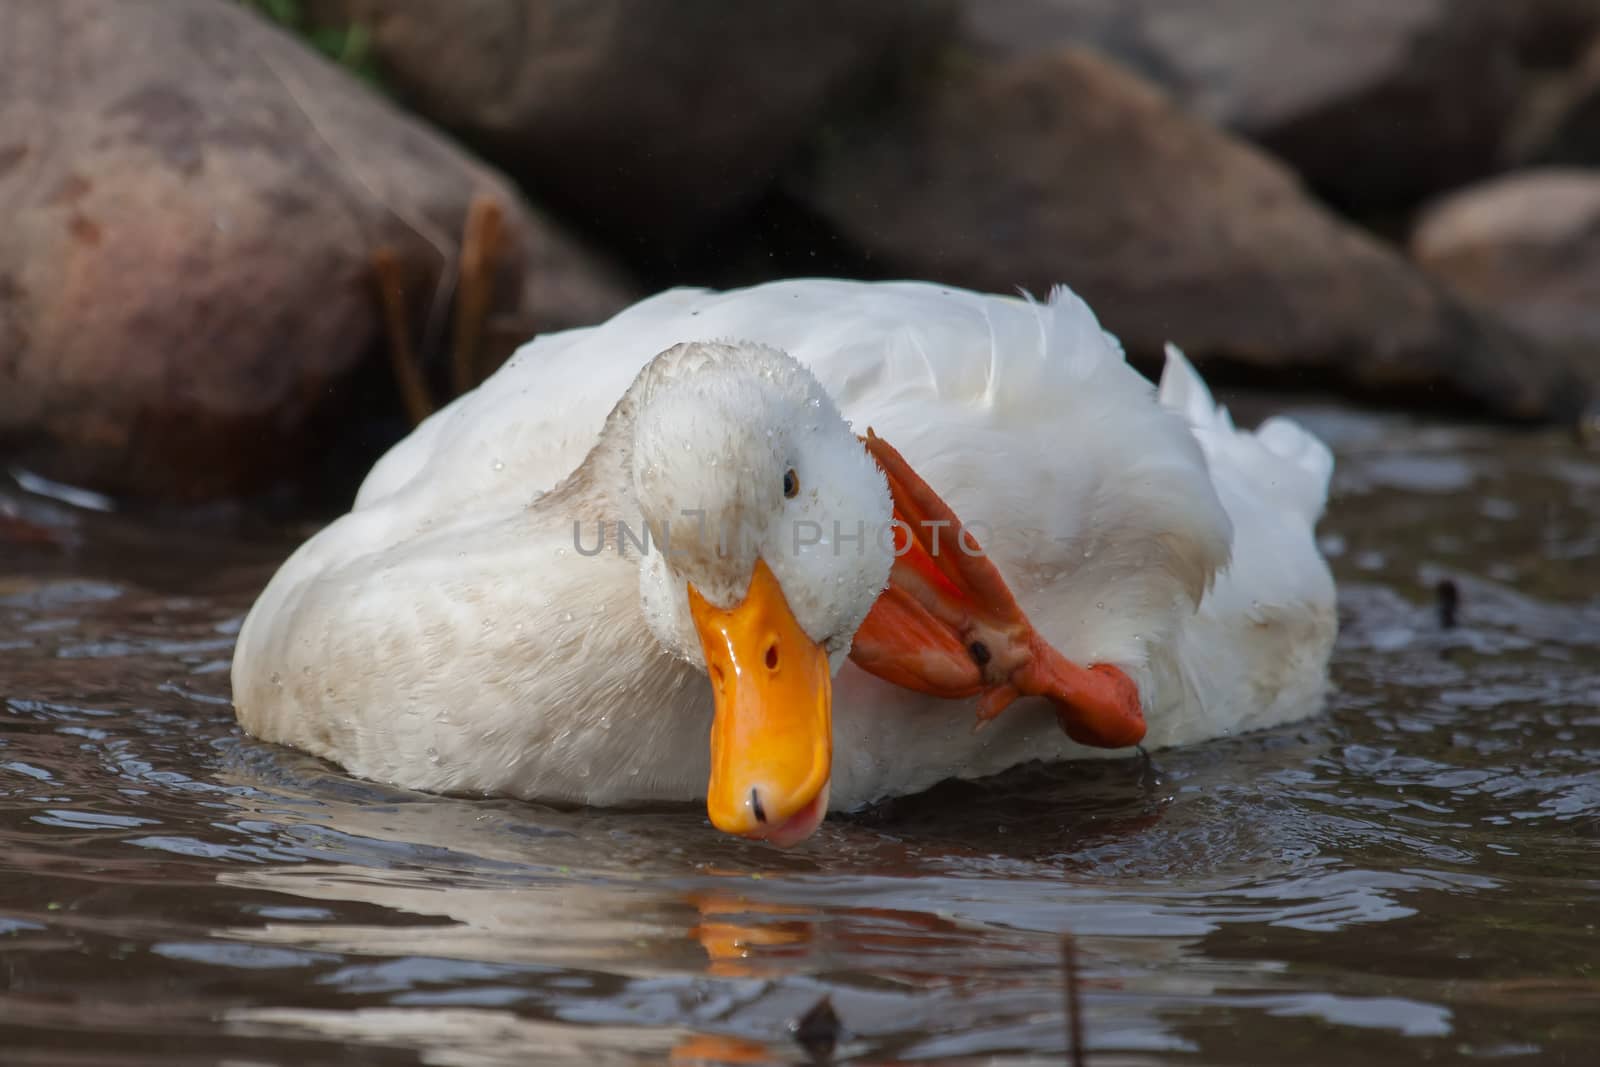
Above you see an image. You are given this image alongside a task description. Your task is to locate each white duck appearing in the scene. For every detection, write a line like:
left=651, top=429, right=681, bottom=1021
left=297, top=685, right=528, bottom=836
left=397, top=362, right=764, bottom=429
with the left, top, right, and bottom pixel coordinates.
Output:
left=232, top=279, right=1336, bottom=846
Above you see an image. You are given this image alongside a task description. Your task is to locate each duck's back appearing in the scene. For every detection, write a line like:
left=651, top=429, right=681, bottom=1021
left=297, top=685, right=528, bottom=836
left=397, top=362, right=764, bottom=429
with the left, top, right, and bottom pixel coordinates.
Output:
left=356, top=280, right=1141, bottom=511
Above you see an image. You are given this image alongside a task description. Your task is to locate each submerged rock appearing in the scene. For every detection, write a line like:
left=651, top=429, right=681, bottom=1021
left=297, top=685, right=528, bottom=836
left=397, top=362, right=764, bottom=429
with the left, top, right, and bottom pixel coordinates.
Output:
left=0, top=0, right=632, bottom=503
left=303, top=0, right=958, bottom=246
left=1413, top=169, right=1600, bottom=383
left=789, top=46, right=1588, bottom=421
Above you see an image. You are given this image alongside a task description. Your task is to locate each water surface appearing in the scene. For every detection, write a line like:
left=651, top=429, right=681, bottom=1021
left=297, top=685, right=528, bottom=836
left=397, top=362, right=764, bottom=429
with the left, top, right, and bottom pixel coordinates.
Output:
left=2, top=405, right=1597, bottom=1065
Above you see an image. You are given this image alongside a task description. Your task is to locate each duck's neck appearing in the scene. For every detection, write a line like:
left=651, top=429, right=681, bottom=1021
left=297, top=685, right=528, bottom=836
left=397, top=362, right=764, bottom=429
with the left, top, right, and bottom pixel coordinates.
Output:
left=536, top=368, right=645, bottom=529
left=477, top=396, right=716, bottom=805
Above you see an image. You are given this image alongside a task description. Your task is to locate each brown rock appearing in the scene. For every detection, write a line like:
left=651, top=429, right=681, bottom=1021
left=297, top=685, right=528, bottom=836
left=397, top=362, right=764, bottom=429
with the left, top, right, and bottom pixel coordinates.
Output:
left=789, top=46, right=1588, bottom=421
left=1511, top=0, right=1600, bottom=65
left=1508, top=37, right=1600, bottom=166
left=965, top=0, right=1600, bottom=215
left=0, top=0, right=634, bottom=503
left=302, top=0, right=958, bottom=244
left=1413, top=169, right=1600, bottom=377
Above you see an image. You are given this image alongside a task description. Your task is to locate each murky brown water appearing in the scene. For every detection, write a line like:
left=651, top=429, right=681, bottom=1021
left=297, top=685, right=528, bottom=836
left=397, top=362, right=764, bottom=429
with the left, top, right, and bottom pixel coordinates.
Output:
left=2, top=404, right=1597, bottom=1066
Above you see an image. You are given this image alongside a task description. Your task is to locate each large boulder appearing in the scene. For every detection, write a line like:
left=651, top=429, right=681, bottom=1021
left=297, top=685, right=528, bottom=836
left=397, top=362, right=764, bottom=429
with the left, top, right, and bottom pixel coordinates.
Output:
left=302, top=0, right=958, bottom=246
left=0, top=0, right=633, bottom=503
left=1413, top=169, right=1600, bottom=380
left=787, top=46, right=1588, bottom=421
left=965, top=0, right=1600, bottom=216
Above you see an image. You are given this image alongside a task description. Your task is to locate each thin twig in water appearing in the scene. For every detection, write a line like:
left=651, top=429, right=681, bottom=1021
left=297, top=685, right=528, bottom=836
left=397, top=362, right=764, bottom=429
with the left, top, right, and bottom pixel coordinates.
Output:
left=372, top=247, right=435, bottom=426
left=1061, top=932, right=1086, bottom=1067
left=1436, top=578, right=1460, bottom=630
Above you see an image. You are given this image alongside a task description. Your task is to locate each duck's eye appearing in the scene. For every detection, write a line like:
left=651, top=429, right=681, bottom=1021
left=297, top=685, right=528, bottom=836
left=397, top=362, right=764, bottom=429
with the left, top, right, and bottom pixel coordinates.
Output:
left=783, top=468, right=799, bottom=499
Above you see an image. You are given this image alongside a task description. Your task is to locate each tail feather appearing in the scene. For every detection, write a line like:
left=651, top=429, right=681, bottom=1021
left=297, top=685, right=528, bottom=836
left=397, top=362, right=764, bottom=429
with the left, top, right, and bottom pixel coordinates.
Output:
left=1158, top=344, right=1333, bottom=526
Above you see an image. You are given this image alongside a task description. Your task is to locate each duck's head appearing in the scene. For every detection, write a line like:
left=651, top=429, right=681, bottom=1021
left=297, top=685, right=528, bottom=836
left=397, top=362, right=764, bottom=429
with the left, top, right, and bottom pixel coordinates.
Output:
left=629, top=342, right=893, bottom=846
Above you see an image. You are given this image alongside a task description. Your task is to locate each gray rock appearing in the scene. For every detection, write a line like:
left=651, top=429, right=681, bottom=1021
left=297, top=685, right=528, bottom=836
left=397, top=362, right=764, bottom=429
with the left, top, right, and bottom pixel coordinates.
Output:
left=965, top=0, right=1600, bottom=214
left=304, top=0, right=958, bottom=244
left=789, top=46, right=1588, bottom=421
left=0, top=0, right=633, bottom=502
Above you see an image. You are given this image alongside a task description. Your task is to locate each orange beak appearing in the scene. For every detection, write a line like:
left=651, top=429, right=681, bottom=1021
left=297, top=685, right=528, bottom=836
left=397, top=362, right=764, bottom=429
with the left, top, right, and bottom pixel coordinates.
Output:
left=688, top=558, right=832, bottom=845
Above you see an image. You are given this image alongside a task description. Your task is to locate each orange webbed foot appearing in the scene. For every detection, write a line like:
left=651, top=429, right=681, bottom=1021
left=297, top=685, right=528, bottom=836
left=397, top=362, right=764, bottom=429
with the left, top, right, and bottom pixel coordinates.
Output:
left=848, top=430, right=1146, bottom=748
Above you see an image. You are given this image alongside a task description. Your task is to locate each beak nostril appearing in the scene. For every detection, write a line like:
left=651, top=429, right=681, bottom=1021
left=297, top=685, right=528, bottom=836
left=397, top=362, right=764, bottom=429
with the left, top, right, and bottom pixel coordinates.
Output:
left=750, top=787, right=767, bottom=823
left=764, top=642, right=779, bottom=671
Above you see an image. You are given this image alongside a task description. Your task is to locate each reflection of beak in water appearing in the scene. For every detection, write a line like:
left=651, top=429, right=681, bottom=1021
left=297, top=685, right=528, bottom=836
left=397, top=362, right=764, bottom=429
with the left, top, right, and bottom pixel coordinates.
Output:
left=684, top=883, right=1054, bottom=993
left=689, top=890, right=813, bottom=978
left=669, top=1033, right=774, bottom=1064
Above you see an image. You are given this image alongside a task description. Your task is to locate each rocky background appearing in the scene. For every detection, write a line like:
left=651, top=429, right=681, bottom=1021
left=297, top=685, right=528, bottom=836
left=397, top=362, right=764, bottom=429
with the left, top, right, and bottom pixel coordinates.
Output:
left=4, top=0, right=1600, bottom=507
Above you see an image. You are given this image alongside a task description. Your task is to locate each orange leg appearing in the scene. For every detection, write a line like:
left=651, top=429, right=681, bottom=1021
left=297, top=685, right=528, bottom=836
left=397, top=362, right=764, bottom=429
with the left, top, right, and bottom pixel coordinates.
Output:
left=848, top=430, right=1146, bottom=749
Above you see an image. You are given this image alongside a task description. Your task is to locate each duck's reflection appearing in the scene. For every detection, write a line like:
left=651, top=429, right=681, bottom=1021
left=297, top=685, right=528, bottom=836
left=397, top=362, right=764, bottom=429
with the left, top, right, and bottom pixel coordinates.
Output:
left=220, top=860, right=701, bottom=974
left=208, top=748, right=1186, bottom=1062
left=229, top=1004, right=707, bottom=1065
left=216, top=860, right=810, bottom=1062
